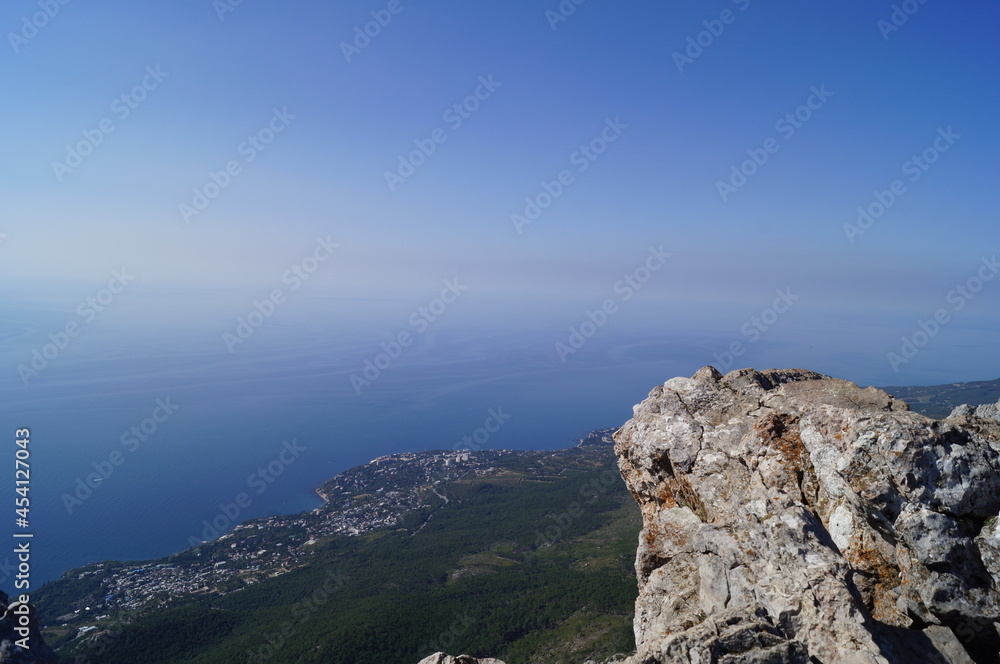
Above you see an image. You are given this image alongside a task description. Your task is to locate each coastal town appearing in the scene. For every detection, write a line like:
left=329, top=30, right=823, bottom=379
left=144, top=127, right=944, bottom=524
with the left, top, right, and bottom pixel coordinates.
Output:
left=50, top=447, right=537, bottom=620
left=41, top=427, right=618, bottom=663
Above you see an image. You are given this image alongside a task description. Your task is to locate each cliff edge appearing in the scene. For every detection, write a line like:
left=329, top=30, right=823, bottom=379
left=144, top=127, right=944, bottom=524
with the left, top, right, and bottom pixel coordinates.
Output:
left=614, top=367, right=1000, bottom=664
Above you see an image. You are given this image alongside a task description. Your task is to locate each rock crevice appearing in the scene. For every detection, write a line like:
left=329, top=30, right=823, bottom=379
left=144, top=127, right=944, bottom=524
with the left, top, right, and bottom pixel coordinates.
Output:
left=615, top=367, right=1000, bottom=664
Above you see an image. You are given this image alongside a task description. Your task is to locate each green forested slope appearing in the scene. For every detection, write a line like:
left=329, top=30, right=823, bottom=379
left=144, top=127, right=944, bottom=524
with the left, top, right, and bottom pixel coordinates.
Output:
left=44, top=444, right=640, bottom=664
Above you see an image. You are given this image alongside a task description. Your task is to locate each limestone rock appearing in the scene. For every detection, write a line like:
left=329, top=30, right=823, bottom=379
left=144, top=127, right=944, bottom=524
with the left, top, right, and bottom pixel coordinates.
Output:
left=417, top=654, right=505, bottom=664
left=950, top=398, right=1000, bottom=423
left=615, top=367, right=1000, bottom=664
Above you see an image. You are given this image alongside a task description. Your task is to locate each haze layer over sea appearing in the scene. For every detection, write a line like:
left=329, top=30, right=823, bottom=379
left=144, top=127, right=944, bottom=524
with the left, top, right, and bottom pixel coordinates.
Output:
left=0, top=288, right=996, bottom=586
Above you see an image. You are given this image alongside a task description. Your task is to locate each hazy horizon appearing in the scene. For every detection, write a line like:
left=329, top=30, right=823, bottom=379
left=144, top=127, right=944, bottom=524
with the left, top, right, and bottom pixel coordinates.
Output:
left=3, top=1, right=1000, bottom=589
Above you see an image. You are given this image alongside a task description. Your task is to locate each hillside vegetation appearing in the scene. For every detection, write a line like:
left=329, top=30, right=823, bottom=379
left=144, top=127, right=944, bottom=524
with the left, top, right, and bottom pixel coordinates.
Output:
left=40, top=436, right=640, bottom=664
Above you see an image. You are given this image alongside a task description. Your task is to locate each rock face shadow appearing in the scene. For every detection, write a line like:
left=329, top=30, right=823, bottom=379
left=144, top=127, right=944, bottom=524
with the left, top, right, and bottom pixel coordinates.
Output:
left=613, top=366, right=1000, bottom=664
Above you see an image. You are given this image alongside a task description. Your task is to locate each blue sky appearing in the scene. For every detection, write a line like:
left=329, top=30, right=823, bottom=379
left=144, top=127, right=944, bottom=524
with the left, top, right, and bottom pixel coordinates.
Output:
left=4, top=0, right=1000, bottom=586
left=3, top=0, right=1000, bottom=385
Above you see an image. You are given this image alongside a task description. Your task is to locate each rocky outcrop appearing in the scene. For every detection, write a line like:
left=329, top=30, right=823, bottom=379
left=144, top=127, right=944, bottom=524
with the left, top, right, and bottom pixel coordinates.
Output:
left=417, top=654, right=505, bottom=664
left=951, top=398, right=1000, bottom=423
left=0, top=591, right=59, bottom=663
left=614, top=367, right=1000, bottom=664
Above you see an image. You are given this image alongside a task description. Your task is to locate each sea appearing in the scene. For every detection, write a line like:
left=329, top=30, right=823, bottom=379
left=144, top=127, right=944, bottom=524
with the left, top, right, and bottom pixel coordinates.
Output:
left=0, top=294, right=705, bottom=588
left=0, top=289, right=989, bottom=588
